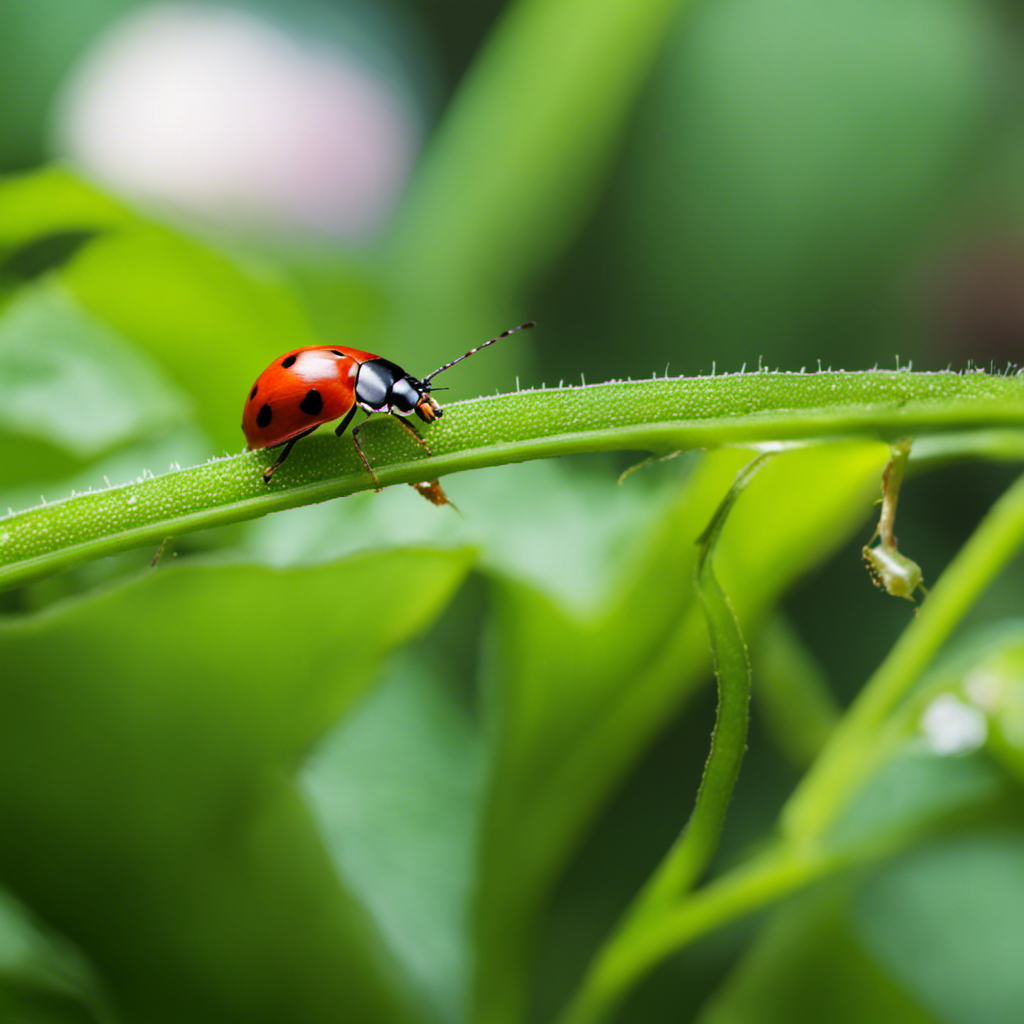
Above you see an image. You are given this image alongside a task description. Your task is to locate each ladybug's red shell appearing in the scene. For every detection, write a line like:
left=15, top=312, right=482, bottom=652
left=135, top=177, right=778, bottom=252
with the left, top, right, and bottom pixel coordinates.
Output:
left=243, top=322, right=534, bottom=485
left=243, top=345, right=378, bottom=450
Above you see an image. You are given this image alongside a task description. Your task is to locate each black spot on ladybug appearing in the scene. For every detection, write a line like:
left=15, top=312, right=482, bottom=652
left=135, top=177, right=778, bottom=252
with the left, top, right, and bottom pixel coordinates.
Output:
left=281, top=354, right=297, bottom=368
left=331, top=350, right=344, bottom=356
left=249, top=384, right=258, bottom=400
left=300, top=389, right=323, bottom=416
left=256, top=403, right=273, bottom=428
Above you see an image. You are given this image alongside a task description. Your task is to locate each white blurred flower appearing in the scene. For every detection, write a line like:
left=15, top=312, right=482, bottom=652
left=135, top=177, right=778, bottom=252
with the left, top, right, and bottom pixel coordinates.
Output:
left=55, top=2, right=421, bottom=239
left=921, top=694, right=988, bottom=756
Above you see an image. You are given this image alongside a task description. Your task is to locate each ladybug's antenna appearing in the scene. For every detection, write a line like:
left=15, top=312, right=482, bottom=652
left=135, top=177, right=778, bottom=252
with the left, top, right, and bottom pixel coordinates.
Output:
left=422, top=321, right=535, bottom=384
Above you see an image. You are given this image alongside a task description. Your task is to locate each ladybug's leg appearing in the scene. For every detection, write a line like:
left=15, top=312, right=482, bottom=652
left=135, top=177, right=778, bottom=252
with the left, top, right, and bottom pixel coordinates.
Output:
left=263, top=438, right=299, bottom=483
left=350, top=419, right=383, bottom=492
left=389, top=413, right=433, bottom=456
left=262, top=426, right=316, bottom=483
left=333, top=405, right=358, bottom=438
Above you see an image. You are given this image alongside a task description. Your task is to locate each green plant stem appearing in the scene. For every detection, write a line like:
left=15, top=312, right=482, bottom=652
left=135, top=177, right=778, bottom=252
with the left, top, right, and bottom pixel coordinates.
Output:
left=782, top=465, right=1024, bottom=841
left=386, top=0, right=693, bottom=314
left=558, top=459, right=1024, bottom=1024
left=558, top=845, right=837, bottom=1024
left=641, top=457, right=763, bottom=908
left=3, top=370, right=1024, bottom=591
left=557, top=459, right=760, bottom=1024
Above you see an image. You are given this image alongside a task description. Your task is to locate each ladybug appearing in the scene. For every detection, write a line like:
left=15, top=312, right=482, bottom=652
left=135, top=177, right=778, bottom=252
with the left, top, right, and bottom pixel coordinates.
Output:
left=243, top=321, right=534, bottom=486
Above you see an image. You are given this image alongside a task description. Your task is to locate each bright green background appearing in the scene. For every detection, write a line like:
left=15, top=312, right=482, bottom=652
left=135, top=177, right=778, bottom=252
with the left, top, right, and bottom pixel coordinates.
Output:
left=2, top=1, right=1023, bottom=1023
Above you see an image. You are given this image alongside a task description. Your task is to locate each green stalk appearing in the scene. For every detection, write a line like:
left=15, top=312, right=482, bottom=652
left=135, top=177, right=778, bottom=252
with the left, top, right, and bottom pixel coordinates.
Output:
left=557, top=846, right=836, bottom=1024
left=556, top=442, right=1024, bottom=1024
left=782, top=464, right=1024, bottom=841
left=3, top=370, right=1024, bottom=591
left=641, top=456, right=763, bottom=906
left=557, top=458, right=762, bottom=1024
left=386, top=0, right=695, bottom=313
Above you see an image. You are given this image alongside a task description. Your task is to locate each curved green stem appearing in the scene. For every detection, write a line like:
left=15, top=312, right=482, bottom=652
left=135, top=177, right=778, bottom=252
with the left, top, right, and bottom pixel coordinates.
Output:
left=3, top=370, right=1024, bottom=591
left=640, top=456, right=763, bottom=908
left=558, top=845, right=837, bottom=1024
left=556, top=447, right=1024, bottom=1024
left=558, top=458, right=762, bottom=1024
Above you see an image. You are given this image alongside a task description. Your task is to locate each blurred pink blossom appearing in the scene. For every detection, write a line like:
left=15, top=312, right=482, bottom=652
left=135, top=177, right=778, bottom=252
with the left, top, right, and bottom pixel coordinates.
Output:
left=56, top=3, right=421, bottom=239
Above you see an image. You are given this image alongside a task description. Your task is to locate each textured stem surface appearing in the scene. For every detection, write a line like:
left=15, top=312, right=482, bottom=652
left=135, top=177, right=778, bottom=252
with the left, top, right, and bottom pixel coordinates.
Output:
left=3, top=370, right=1024, bottom=590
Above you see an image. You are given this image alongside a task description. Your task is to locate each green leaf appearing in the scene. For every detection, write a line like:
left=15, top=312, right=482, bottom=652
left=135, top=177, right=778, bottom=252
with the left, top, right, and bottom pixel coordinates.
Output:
left=0, top=168, right=325, bottom=450
left=0, top=280, right=190, bottom=458
left=854, top=834, right=1024, bottom=1024
left=0, top=548, right=472, bottom=1023
left=911, top=623, right=1024, bottom=783
left=473, top=441, right=889, bottom=1023
left=612, top=0, right=997, bottom=374
left=381, top=0, right=694, bottom=386
left=0, top=169, right=137, bottom=248
left=239, top=459, right=676, bottom=602
left=303, top=658, right=485, bottom=1024
left=639, top=454, right=764, bottom=909
left=697, top=885, right=939, bottom=1024
left=752, top=617, right=839, bottom=767
left=61, top=228, right=322, bottom=449
left=0, top=888, right=108, bottom=1024
left=826, top=750, right=1004, bottom=853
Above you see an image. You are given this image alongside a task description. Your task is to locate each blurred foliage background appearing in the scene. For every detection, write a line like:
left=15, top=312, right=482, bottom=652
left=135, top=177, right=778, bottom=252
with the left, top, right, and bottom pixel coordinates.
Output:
left=1, top=0, right=1023, bottom=1022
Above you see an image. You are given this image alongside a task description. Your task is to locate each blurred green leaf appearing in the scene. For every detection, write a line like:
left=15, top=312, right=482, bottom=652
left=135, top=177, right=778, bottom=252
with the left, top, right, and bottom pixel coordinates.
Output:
left=0, top=985, right=102, bottom=1024
left=752, top=617, right=839, bottom=767
left=854, top=833, right=1024, bottom=1024
left=1, top=230, right=99, bottom=284
left=0, top=168, right=328, bottom=450
left=473, top=441, right=889, bottom=1022
left=912, top=623, right=1024, bottom=784
left=0, top=548, right=472, bottom=1023
left=382, top=0, right=692, bottom=390
left=0, top=888, right=108, bottom=1024
left=827, top=750, right=1005, bottom=853
left=61, top=228, right=323, bottom=449
left=581, top=0, right=1000, bottom=379
left=0, top=169, right=137, bottom=246
left=239, top=459, right=680, bottom=606
left=0, top=280, right=189, bottom=459
left=0, top=4, right=131, bottom=169
left=697, top=885, right=939, bottom=1024
left=303, top=658, right=485, bottom=1024
left=824, top=622, right=1024, bottom=852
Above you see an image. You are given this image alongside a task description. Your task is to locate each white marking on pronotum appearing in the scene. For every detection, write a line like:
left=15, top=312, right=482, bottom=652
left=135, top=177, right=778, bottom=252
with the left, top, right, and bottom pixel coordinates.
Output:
left=292, top=349, right=339, bottom=384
